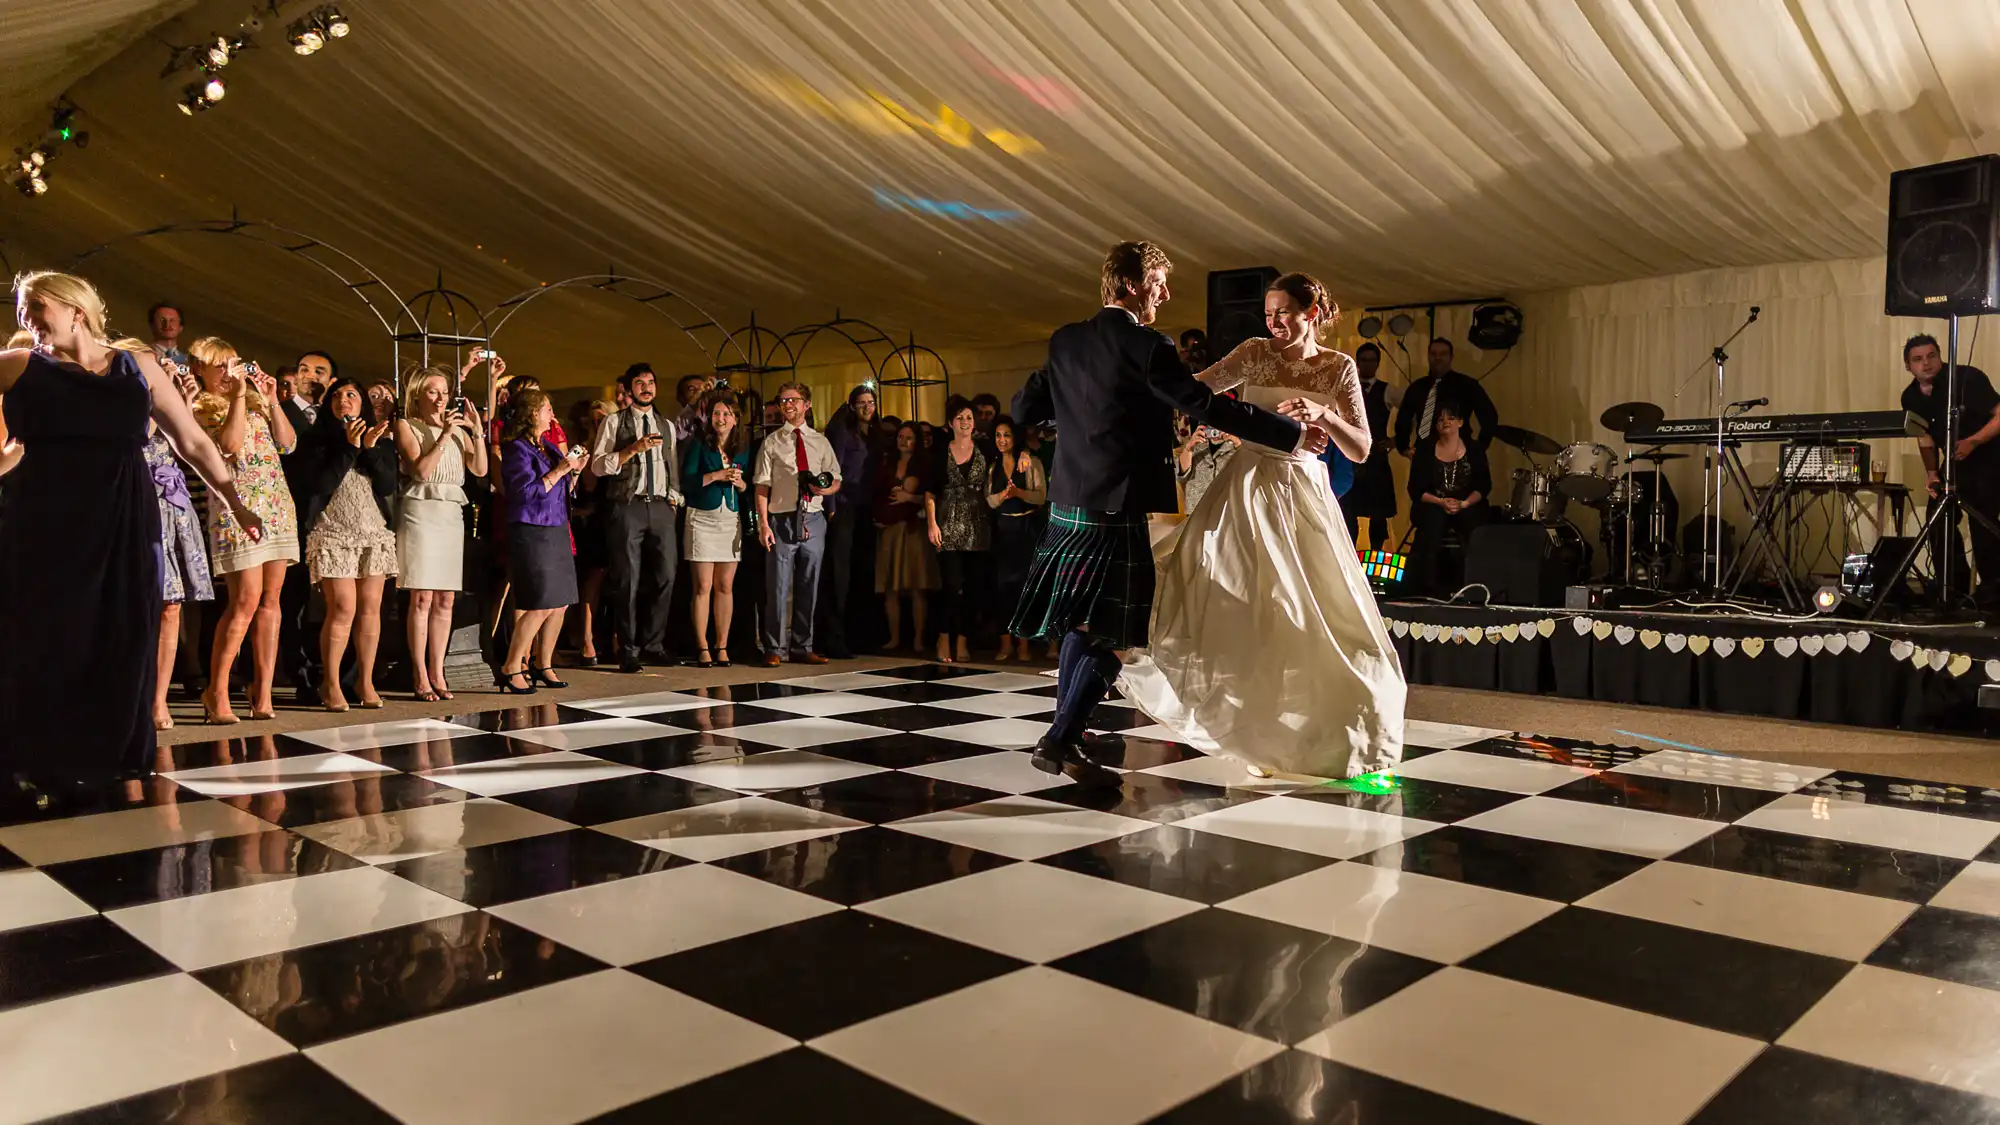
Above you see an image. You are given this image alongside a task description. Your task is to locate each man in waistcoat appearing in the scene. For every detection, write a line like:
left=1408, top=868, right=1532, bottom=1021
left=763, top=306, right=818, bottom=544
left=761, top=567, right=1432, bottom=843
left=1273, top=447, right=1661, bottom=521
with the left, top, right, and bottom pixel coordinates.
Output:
left=591, top=363, right=683, bottom=674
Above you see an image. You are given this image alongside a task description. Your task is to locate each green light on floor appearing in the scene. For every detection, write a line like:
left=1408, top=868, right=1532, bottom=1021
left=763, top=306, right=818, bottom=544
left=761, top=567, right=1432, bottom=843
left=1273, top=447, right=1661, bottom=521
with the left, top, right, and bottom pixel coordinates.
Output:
left=1329, top=770, right=1399, bottom=795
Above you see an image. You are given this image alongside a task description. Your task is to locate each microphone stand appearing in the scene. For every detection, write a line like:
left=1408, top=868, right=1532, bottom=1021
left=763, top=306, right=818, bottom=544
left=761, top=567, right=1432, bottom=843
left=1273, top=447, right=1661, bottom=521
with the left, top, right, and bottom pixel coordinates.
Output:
left=1674, top=306, right=1761, bottom=589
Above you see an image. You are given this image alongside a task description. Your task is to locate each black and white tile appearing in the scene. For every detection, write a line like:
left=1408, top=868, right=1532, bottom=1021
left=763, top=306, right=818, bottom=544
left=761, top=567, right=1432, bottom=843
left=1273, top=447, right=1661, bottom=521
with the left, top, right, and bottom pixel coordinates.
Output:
left=6, top=662, right=2000, bottom=1123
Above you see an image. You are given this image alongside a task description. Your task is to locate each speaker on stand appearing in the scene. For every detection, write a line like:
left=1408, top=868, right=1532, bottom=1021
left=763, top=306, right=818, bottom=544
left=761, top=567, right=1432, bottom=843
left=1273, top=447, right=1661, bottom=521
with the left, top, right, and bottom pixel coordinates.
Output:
left=1206, top=267, right=1279, bottom=359
left=1870, top=155, right=2000, bottom=618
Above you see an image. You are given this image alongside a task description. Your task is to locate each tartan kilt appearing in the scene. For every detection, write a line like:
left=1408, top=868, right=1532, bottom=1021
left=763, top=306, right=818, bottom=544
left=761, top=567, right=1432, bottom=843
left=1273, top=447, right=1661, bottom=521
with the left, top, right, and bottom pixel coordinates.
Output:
left=1008, top=505, right=1154, bottom=650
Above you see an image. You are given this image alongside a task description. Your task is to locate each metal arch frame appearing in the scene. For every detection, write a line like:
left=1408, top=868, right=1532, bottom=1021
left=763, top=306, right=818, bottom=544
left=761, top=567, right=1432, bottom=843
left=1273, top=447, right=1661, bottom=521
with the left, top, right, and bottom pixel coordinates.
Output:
left=776, top=314, right=949, bottom=420
left=66, top=210, right=415, bottom=342
left=394, top=273, right=492, bottom=409
left=875, top=336, right=950, bottom=421
left=716, top=311, right=798, bottom=396
left=484, top=270, right=757, bottom=375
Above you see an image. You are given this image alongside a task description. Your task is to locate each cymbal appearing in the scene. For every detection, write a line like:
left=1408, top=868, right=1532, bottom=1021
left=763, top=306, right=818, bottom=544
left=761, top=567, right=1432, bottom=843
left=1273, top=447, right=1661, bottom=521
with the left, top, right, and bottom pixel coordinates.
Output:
left=1601, top=401, right=1665, bottom=432
left=1627, top=449, right=1688, bottom=463
left=1493, top=424, right=1562, bottom=456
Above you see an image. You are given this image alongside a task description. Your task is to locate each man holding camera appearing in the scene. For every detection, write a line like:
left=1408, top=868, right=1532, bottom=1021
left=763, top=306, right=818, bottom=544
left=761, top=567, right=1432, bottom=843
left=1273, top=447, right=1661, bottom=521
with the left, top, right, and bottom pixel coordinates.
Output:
left=592, top=363, right=684, bottom=674
left=753, top=381, right=842, bottom=665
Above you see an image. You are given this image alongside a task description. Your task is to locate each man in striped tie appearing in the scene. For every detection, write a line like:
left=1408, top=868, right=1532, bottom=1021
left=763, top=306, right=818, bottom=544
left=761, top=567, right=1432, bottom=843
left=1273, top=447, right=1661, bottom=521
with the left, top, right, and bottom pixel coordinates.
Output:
left=592, top=364, right=683, bottom=674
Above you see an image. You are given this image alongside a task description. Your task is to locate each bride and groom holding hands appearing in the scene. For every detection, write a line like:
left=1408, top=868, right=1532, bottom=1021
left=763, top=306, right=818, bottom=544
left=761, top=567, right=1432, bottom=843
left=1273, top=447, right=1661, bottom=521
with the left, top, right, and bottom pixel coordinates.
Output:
left=1009, top=241, right=1406, bottom=787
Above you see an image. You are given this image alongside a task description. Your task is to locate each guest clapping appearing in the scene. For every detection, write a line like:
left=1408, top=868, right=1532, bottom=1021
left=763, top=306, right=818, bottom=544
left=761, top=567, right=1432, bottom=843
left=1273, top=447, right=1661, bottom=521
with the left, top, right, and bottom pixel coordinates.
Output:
left=497, top=388, right=585, bottom=692
left=296, top=378, right=400, bottom=711
left=682, top=390, right=753, bottom=667
left=189, top=337, right=300, bottom=724
left=986, top=418, right=1046, bottom=661
left=395, top=366, right=486, bottom=701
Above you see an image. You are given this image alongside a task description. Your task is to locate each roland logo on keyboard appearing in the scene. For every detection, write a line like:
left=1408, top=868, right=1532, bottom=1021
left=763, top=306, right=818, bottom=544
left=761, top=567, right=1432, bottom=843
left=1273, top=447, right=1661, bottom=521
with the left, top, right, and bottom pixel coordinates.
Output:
left=1658, top=419, right=1773, bottom=434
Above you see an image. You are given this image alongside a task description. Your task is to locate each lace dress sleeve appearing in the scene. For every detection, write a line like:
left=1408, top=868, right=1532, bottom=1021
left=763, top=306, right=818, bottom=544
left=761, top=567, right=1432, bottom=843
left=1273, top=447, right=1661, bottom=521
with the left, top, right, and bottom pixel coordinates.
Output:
left=1198, top=339, right=1269, bottom=393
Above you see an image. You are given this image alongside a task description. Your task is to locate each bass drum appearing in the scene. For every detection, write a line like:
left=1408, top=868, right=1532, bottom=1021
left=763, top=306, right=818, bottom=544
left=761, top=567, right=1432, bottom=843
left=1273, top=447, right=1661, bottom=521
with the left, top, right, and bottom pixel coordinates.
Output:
left=1555, top=442, right=1618, bottom=501
left=1507, top=467, right=1568, bottom=524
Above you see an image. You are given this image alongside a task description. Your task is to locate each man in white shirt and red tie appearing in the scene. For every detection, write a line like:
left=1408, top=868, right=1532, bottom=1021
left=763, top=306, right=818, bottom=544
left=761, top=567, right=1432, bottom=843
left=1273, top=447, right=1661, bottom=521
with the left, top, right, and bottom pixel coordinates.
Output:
left=754, top=382, right=842, bottom=665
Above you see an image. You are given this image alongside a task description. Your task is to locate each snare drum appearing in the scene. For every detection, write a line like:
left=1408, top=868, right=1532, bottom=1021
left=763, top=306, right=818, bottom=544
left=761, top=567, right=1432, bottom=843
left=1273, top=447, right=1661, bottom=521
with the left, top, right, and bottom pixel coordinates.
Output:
left=1507, top=467, right=1567, bottom=523
left=1555, top=442, right=1618, bottom=501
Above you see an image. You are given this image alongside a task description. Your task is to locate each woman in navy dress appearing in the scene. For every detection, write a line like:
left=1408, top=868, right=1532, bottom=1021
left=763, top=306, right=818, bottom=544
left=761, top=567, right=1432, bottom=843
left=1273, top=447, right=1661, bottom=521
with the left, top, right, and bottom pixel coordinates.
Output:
left=0, top=272, right=260, bottom=796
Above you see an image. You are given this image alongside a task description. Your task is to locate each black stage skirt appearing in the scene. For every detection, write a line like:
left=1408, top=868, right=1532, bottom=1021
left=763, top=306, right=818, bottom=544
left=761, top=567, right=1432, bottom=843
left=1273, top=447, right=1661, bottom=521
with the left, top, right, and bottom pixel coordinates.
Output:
left=509, top=522, right=579, bottom=609
left=1008, top=505, right=1153, bottom=650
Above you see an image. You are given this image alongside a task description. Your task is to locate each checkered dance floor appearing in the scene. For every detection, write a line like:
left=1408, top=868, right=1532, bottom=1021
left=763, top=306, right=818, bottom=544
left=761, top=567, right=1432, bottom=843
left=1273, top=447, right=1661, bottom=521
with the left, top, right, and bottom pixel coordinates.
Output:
left=5, top=663, right=2000, bottom=1123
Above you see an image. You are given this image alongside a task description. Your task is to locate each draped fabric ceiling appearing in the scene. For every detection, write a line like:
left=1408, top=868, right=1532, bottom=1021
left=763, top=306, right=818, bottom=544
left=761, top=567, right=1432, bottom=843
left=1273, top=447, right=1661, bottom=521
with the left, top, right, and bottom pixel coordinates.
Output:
left=3, top=0, right=1998, bottom=466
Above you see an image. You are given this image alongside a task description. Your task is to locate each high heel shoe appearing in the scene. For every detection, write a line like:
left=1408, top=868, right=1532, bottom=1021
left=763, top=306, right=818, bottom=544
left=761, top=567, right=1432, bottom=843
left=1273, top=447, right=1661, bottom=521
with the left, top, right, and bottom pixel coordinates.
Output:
left=495, top=668, right=538, bottom=695
left=203, top=692, right=240, bottom=725
left=320, top=681, right=349, bottom=714
left=689, top=650, right=715, bottom=670
left=527, top=667, right=568, bottom=690
left=715, top=649, right=732, bottom=667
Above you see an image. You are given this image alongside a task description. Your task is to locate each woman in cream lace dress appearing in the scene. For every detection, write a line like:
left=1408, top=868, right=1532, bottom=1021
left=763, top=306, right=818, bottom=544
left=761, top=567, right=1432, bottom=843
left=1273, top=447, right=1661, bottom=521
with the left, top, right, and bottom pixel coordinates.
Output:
left=1118, top=272, right=1405, bottom=780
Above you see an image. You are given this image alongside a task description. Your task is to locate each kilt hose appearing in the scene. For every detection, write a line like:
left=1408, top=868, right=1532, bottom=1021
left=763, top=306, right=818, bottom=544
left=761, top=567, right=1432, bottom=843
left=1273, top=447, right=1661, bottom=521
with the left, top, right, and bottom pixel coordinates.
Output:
left=1008, top=505, right=1154, bottom=651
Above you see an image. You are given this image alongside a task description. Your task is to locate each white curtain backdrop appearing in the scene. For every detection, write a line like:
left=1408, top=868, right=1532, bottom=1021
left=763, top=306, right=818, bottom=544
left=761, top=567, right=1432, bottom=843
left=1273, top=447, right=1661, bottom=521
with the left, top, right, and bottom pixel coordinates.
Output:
left=1, top=0, right=1996, bottom=461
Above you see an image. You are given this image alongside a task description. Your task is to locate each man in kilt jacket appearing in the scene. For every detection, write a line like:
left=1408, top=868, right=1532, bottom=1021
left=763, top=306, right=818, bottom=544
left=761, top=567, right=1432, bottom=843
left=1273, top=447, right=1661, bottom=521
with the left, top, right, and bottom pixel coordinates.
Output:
left=1009, top=241, right=1332, bottom=783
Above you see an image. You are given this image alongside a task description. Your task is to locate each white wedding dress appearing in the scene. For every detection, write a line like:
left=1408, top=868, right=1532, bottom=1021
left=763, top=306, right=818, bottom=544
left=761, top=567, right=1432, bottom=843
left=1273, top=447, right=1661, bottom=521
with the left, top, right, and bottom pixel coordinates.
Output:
left=1118, top=339, right=1406, bottom=779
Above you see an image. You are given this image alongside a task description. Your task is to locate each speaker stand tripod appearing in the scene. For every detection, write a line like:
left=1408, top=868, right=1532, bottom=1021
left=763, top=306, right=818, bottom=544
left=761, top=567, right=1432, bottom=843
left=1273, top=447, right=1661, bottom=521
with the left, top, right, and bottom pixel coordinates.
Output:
left=1867, top=314, right=2000, bottom=619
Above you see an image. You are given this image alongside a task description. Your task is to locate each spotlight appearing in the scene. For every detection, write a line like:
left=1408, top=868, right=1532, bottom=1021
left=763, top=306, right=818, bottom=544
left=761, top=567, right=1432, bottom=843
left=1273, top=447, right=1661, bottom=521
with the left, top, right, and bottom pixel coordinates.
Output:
left=16, top=175, right=48, bottom=197
left=26, top=149, right=45, bottom=169
left=323, top=6, right=350, bottom=37
left=205, top=36, right=232, bottom=68
left=1356, top=315, right=1383, bottom=339
left=1813, top=584, right=1842, bottom=615
left=177, top=84, right=214, bottom=114
left=290, top=19, right=325, bottom=53
left=1387, top=312, right=1416, bottom=337
left=203, top=74, right=227, bottom=101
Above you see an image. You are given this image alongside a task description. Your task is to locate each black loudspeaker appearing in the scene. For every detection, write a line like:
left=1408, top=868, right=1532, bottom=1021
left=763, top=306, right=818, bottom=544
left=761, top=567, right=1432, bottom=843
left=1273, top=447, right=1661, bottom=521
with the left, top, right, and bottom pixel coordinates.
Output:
left=1206, top=266, right=1279, bottom=360
left=1466, top=523, right=1569, bottom=607
left=1885, top=155, right=2000, bottom=317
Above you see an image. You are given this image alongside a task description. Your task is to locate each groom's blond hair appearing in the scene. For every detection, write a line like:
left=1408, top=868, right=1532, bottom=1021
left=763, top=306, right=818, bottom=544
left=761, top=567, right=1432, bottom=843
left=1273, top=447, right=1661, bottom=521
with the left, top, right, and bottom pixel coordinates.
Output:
left=1101, top=241, right=1172, bottom=306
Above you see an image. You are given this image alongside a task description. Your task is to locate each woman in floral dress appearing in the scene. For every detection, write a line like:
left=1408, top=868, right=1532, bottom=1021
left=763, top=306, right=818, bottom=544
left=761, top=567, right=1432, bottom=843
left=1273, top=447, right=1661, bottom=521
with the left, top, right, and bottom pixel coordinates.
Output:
left=147, top=358, right=214, bottom=730
left=189, top=337, right=299, bottom=723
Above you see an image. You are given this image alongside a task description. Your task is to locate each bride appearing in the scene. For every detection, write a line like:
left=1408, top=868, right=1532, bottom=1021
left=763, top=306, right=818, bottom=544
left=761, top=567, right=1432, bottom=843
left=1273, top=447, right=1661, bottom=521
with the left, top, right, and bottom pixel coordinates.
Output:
left=1118, top=271, right=1405, bottom=780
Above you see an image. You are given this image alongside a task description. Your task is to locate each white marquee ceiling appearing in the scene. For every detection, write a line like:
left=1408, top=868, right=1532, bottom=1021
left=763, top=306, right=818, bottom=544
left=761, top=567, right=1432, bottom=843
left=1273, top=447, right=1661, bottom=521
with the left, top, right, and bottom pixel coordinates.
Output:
left=2, top=0, right=1996, bottom=382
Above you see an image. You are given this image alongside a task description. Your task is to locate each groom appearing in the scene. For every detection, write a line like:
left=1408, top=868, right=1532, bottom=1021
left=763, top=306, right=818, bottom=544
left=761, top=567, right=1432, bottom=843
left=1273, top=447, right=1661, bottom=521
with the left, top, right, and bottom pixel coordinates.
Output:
left=1010, top=241, right=1331, bottom=784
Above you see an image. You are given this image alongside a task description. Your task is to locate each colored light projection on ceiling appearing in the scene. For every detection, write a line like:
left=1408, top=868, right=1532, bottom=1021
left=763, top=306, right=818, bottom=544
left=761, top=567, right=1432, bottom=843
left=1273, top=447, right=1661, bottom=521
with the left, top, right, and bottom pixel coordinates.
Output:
left=873, top=188, right=1023, bottom=222
left=733, top=67, right=1043, bottom=157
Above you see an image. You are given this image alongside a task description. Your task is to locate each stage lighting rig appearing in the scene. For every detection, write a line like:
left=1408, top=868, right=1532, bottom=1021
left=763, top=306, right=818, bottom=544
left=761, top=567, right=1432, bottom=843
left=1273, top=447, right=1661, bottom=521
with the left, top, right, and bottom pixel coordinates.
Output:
left=177, top=84, right=219, bottom=115
left=289, top=7, right=350, bottom=54
left=5, top=102, right=87, bottom=199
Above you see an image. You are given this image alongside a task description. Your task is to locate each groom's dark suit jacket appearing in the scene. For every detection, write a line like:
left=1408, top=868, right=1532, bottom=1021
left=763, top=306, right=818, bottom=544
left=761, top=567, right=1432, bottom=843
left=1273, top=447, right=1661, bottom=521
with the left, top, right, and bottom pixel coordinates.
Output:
left=1012, top=306, right=1302, bottom=514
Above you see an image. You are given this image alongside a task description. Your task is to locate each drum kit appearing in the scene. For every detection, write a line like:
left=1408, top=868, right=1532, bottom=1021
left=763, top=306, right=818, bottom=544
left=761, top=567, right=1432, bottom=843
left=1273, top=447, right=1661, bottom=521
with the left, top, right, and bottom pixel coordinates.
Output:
left=1496, top=402, right=1684, bottom=588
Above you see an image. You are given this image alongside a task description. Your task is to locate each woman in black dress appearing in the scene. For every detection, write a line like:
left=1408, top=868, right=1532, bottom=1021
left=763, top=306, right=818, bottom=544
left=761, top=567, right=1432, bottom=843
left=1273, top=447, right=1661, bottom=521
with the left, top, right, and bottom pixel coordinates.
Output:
left=1406, top=403, right=1492, bottom=597
left=986, top=418, right=1047, bottom=661
left=924, top=397, right=992, bottom=664
left=0, top=271, right=260, bottom=795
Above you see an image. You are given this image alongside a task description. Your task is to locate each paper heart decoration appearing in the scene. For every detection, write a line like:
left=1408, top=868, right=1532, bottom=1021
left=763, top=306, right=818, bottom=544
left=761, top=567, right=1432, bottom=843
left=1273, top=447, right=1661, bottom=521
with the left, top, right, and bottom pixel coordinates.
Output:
left=1949, top=653, right=1974, bottom=677
left=1537, top=619, right=1556, bottom=638
left=1501, top=624, right=1521, bottom=642
left=1713, top=637, right=1737, bottom=658
left=1688, top=635, right=1711, bottom=655
left=1448, top=628, right=1465, bottom=644
left=1467, top=628, right=1484, bottom=645
left=1592, top=621, right=1615, bottom=641
left=1848, top=632, right=1871, bottom=653
left=1800, top=635, right=1824, bottom=657
left=1825, top=633, right=1848, bottom=656
left=1613, top=625, right=1636, bottom=645
left=1930, top=649, right=1950, bottom=672
left=1773, top=636, right=1798, bottom=658
left=1740, top=637, right=1764, bottom=658
left=1422, top=624, right=1440, bottom=642
left=1988, top=659, right=2000, bottom=681
left=1640, top=630, right=1662, bottom=650
left=1391, top=620, right=1409, bottom=637
left=1890, top=639, right=1915, bottom=662
left=1665, top=633, right=1687, bottom=653
left=1572, top=617, right=1593, bottom=636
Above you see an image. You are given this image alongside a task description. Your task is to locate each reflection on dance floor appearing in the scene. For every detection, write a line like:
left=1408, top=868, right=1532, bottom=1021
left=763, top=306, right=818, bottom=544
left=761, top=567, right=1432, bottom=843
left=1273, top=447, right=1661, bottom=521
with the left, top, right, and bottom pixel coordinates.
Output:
left=4, top=664, right=2000, bottom=1123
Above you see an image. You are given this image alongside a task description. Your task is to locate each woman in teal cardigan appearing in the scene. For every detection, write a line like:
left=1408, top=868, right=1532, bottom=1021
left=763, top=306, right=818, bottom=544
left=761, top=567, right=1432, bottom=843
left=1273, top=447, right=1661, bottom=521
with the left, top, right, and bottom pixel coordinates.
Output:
left=681, top=390, right=754, bottom=667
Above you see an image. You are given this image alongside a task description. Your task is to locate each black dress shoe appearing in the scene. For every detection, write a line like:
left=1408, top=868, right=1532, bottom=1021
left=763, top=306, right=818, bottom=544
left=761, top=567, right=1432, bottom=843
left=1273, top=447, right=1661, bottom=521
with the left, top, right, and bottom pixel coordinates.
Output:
left=1030, top=736, right=1119, bottom=787
left=618, top=654, right=644, bottom=675
left=1077, top=730, right=1128, bottom=768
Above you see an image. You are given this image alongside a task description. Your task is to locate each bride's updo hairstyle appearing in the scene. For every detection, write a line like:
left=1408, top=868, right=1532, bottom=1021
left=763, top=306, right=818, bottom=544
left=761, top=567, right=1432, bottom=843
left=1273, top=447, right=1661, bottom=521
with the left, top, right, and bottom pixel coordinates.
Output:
left=1268, top=272, right=1338, bottom=340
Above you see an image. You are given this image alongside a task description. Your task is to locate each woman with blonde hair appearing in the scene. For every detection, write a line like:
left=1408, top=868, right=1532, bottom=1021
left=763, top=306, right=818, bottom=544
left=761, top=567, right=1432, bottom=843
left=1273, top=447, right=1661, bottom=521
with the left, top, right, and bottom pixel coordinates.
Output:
left=396, top=365, right=486, bottom=700
left=0, top=271, right=262, bottom=794
left=189, top=334, right=300, bottom=723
